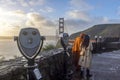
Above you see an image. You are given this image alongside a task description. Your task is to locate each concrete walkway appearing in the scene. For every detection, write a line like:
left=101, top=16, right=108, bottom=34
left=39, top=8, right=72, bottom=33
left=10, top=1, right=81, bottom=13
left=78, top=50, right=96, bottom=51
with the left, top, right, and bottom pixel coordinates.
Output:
left=91, top=50, right=120, bottom=80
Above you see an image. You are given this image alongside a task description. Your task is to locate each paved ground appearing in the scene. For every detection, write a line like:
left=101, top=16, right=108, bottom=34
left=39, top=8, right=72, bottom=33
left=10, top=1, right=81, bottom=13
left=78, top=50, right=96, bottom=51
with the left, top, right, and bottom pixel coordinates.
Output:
left=91, top=50, right=120, bottom=80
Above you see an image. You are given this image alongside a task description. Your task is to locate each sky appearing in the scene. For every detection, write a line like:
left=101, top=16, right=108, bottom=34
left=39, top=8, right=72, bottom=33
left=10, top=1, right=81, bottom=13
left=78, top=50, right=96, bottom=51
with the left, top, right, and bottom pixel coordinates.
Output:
left=0, top=0, right=120, bottom=36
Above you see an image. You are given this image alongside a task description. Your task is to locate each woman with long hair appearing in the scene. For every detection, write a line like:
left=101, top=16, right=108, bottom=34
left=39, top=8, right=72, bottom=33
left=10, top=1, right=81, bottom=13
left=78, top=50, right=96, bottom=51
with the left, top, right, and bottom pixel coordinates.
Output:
left=78, top=34, right=93, bottom=78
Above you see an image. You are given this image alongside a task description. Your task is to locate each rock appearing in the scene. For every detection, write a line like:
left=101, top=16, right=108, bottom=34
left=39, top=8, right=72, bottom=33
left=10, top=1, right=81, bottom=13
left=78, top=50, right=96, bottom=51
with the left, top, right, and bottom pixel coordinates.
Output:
left=0, top=49, right=74, bottom=80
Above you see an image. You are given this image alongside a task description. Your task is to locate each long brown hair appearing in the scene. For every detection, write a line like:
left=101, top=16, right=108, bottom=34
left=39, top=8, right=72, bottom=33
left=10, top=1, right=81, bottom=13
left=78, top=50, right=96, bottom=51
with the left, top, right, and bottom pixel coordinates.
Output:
left=81, top=34, right=90, bottom=48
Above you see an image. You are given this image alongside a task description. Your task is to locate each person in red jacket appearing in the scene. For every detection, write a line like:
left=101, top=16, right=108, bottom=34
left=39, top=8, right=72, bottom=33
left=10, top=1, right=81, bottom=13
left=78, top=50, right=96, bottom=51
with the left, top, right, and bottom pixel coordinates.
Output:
left=72, top=33, right=85, bottom=71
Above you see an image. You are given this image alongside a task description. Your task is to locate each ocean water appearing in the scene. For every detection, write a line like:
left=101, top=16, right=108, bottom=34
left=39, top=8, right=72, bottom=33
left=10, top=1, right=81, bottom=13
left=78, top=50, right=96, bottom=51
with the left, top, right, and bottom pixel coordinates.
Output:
left=0, top=40, right=56, bottom=60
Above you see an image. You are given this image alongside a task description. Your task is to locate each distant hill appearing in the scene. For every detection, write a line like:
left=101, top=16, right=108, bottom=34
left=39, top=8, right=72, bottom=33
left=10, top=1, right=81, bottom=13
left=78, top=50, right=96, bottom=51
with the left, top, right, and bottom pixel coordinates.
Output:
left=70, top=24, right=120, bottom=39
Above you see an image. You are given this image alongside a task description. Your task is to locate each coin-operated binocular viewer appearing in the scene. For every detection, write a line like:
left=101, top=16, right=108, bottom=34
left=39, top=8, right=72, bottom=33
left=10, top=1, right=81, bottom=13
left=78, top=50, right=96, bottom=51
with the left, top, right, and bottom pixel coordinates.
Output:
left=14, top=28, right=45, bottom=80
left=60, top=33, right=70, bottom=80
left=60, top=33, right=69, bottom=50
left=60, top=33, right=70, bottom=57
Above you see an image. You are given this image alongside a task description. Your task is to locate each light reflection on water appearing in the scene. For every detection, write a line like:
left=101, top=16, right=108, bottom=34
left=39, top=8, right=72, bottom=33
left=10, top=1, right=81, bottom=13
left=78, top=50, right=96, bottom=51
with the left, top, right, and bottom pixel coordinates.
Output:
left=0, top=40, right=56, bottom=60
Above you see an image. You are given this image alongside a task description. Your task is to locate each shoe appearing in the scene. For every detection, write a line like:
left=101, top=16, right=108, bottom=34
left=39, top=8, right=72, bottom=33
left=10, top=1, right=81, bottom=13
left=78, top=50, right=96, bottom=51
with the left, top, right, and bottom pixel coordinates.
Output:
left=80, top=70, right=84, bottom=78
left=86, top=73, right=92, bottom=77
left=86, top=69, right=92, bottom=77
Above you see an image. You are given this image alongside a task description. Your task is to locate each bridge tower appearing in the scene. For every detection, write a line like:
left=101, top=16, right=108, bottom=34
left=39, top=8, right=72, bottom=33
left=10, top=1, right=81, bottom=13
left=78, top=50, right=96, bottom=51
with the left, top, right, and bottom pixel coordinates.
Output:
left=59, top=18, right=64, bottom=34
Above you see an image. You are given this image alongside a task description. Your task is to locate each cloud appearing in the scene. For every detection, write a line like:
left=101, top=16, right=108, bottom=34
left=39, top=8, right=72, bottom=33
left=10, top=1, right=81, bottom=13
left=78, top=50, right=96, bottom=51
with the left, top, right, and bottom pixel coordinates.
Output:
left=12, top=10, right=25, bottom=14
left=26, top=12, right=56, bottom=35
left=0, top=0, right=17, bottom=6
left=11, top=10, right=26, bottom=17
left=26, top=12, right=45, bottom=27
left=64, top=16, right=113, bottom=34
left=39, top=6, right=55, bottom=13
left=91, top=17, right=110, bottom=24
left=0, top=8, right=26, bottom=24
left=70, top=0, right=93, bottom=11
left=0, top=8, right=56, bottom=36
left=19, top=0, right=29, bottom=7
left=66, top=10, right=90, bottom=21
left=64, top=0, right=115, bottom=34
left=28, top=0, right=46, bottom=6
left=19, top=0, right=46, bottom=7
left=0, top=8, right=27, bottom=36
left=26, top=12, right=55, bottom=27
left=64, top=0, right=93, bottom=33
left=65, top=19, right=91, bottom=34
left=0, top=0, right=46, bottom=11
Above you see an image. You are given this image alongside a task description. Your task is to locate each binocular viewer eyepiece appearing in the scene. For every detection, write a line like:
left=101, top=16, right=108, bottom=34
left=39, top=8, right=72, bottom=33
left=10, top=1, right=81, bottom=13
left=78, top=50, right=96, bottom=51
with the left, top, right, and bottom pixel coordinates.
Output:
left=14, top=28, right=45, bottom=60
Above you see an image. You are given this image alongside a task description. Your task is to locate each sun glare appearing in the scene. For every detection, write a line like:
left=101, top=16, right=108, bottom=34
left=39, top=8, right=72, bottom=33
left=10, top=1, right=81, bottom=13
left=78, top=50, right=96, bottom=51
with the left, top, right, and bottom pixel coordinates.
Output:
left=0, top=27, right=5, bottom=36
left=0, top=7, right=21, bottom=36
left=0, top=8, right=8, bottom=36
